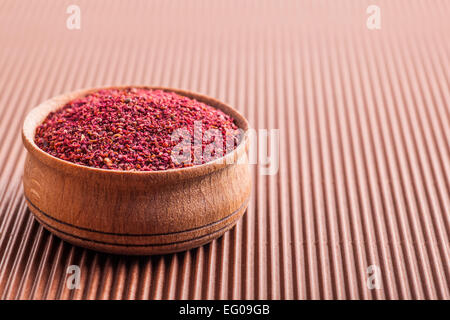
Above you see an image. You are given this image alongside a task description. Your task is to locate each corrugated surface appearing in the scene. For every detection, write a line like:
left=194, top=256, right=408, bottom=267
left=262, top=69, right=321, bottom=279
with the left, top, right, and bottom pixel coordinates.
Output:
left=0, top=0, right=449, bottom=299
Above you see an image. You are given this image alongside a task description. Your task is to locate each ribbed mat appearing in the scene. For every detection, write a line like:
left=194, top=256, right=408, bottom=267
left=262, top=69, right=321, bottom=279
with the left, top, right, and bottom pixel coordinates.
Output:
left=0, top=0, right=449, bottom=299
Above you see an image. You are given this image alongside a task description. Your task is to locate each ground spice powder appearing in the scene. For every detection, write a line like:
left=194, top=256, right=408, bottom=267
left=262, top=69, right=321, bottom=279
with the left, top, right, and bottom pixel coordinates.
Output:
left=35, top=88, right=240, bottom=171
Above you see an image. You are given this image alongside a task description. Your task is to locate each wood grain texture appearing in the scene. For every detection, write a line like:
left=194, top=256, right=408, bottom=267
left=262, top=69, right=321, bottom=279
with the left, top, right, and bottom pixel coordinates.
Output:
left=22, top=87, right=251, bottom=255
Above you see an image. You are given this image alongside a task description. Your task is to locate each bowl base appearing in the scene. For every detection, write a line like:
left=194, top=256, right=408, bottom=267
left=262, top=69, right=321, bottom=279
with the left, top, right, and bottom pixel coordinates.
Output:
left=27, top=198, right=248, bottom=255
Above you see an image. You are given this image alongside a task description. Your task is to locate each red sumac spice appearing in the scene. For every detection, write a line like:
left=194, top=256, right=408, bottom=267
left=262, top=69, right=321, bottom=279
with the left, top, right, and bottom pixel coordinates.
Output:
left=35, top=88, right=241, bottom=171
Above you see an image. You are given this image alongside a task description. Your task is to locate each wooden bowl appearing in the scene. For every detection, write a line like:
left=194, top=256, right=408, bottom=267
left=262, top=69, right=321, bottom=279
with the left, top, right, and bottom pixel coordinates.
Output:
left=22, top=86, right=251, bottom=255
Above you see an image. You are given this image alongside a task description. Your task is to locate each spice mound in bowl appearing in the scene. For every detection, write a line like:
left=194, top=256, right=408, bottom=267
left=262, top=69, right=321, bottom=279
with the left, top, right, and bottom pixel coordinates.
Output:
left=23, top=86, right=251, bottom=255
left=34, top=88, right=241, bottom=171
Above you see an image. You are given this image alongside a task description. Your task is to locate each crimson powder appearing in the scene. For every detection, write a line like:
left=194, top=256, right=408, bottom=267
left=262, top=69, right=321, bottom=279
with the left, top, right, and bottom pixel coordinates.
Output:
left=35, top=88, right=240, bottom=171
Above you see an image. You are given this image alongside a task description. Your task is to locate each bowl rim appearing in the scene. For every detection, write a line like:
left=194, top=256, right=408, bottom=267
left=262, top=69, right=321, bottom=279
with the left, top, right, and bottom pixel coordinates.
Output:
left=22, top=85, right=250, bottom=181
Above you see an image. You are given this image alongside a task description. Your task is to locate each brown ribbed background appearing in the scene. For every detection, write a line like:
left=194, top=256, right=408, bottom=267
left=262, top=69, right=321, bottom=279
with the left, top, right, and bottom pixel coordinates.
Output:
left=0, top=0, right=449, bottom=300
